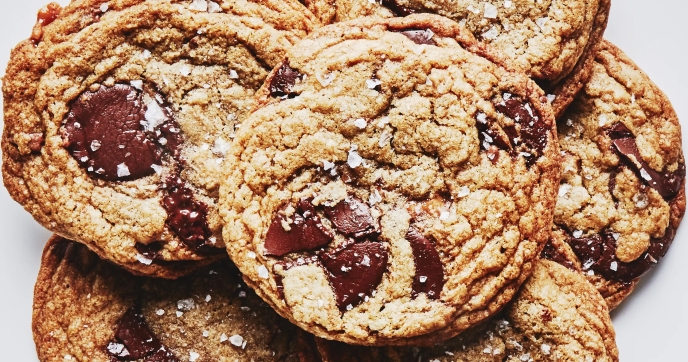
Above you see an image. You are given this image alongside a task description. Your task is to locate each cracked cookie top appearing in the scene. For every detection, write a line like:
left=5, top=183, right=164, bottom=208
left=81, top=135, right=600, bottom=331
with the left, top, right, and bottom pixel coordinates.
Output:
left=314, top=260, right=619, bottom=362
left=2, top=0, right=317, bottom=277
left=32, top=236, right=319, bottom=362
left=220, top=15, right=560, bottom=345
left=542, top=40, right=686, bottom=309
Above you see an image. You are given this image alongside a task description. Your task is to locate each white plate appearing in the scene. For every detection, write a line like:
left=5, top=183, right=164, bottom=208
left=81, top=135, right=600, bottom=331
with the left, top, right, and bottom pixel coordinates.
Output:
left=0, top=0, right=685, bottom=360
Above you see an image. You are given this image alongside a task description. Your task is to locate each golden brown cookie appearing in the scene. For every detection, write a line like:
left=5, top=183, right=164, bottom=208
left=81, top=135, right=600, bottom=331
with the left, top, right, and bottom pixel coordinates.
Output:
left=542, top=40, right=685, bottom=310
left=315, top=260, right=619, bottom=362
left=303, top=0, right=611, bottom=117
left=2, top=0, right=317, bottom=278
left=32, top=236, right=320, bottom=362
left=220, top=15, right=561, bottom=345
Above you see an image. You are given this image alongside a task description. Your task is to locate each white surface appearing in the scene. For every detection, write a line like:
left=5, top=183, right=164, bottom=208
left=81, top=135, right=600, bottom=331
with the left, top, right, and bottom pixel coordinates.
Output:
left=0, top=0, right=685, bottom=360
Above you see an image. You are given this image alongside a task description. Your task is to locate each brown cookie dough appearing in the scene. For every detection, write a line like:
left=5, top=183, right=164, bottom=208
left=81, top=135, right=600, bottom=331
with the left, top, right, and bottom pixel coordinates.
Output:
left=32, top=236, right=319, bottom=362
left=303, top=0, right=610, bottom=117
left=2, top=0, right=318, bottom=277
left=542, top=40, right=686, bottom=309
left=220, top=15, right=561, bottom=345
left=314, top=260, right=619, bottom=362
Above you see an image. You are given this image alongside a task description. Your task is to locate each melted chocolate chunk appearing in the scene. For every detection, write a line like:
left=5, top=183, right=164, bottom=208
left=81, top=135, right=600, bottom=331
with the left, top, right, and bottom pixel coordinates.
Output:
left=324, top=196, right=379, bottom=239
left=135, top=242, right=163, bottom=261
left=406, top=228, right=444, bottom=299
left=162, top=177, right=211, bottom=252
left=381, top=0, right=416, bottom=16
left=540, top=242, right=576, bottom=270
left=398, top=29, right=436, bottom=45
left=607, top=122, right=685, bottom=200
left=320, top=241, right=388, bottom=310
left=568, top=228, right=676, bottom=283
left=28, top=133, right=45, bottom=153
left=264, top=200, right=334, bottom=257
left=269, top=60, right=303, bottom=98
left=494, top=97, right=549, bottom=166
left=475, top=113, right=511, bottom=152
left=106, top=308, right=178, bottom=362
left=63, top=84, right=173, bottom=181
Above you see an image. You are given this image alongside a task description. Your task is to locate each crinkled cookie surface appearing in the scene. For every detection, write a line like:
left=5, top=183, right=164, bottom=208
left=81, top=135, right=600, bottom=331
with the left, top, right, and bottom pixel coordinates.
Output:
left=304, top=0, right=611, bottom=117
left=32, top=236, right=319, bottom=362
left=542, top=40, right=686, bottom=309
left=2, top=0, right=317, bottom=277
left=220, top=15, right=561, bottom=345
left=314, top=260, right=619, bottom=362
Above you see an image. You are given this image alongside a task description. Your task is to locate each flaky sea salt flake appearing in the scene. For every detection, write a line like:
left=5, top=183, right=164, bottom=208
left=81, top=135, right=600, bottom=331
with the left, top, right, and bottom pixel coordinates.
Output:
left=189, top=351, right=200, bottom=361
left=117, top=163, right=130, bottom=178
left=229, top=334, right=244, bottom=347
left=354, top=118, right=367, bottom=129
left=482, top=26, right=499, bottom=40
left=207, top=1, right=221, bottom=13
left=100, top=3, right=109, bottom=12
left=484, top=3, right=498, bottom=18
left=257, top=265, right=269, bottom=279
left=177, top=298, right=195, bottom=311
left=144, top=101, right=167, bottom=131
left=136, top=254, right=153, bottom=265
left=347, top=149, right=363, bottom=168
left=189, top=0, right=208, bottom=11
left=366, top=79, right=382, bottom=89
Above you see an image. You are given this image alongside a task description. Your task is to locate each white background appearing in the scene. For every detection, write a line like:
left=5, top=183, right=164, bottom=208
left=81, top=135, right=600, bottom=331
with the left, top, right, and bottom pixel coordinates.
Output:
left=0, top=0, right=685, bottom=360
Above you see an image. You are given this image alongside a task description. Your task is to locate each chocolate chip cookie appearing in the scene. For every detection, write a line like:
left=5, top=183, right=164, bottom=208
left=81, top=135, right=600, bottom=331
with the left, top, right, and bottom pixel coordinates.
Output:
left=303, top=0, right=610, bottom=118
left=220, top=15, right=561, bottom=345
left=2, top=0, right=317, bottom=277
left=33, top=236, right=319, bottom=362
left=314, top=260, right=619, bottom=361
left=542, top=40, right=686, bottom=309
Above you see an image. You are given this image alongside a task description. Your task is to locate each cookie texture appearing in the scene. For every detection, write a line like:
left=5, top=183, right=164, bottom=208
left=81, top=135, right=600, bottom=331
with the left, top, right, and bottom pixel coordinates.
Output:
left=2, top=0, right=317, bottom=277
left=315, top=260, right=619, bottom=361
left=220, top=15, right=560, bottom=345
left=543, top=40, right=686, bottom=309
left=304, top=0, right=610, bottom=117
left=32, top=236, right=319, bottom=362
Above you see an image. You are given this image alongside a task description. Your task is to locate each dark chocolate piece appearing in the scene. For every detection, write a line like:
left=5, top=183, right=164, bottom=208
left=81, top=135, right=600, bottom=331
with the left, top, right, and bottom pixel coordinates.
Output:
left=162, top=177, right=211, bottom=252
left=398, top=29, right=436, bottom=45
left=540, top=242, right=576, bottom=270
left=269, top=60, right=303, bottom=98
left=495, top=97, right=549, bottom=165
left=475, top=113, right=511, bottom=152
left=607, top=122, right=685, bottom=200
left=320, top=241, right=388, bottom=310
left=406, top=228, right=444, bottom=299
left=567, top=227, right=676, bottom=283
left=106, top=308, right=178, bottom=362
left=135, top=242, right=163, bottom=261
left=28, top=133, right=45, bottom=153
left=264, top=200, right=334, bottom=257
left=381, top=0, right=416, bottom=16
left=324, top=196, right=379, bottom=239
left=63, top=84, right=164, bottom=181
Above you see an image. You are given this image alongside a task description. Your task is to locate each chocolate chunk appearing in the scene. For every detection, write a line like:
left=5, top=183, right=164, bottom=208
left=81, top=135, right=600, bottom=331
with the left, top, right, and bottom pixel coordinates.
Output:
left=28, top=133, right=45, bottom=153
left=381, top=0, right=416, bottom=16
left=540, top=242, right=576, bottom=270
left=269, top=60, right=303, bottom=98
left=541, top=309, right=553, bottom=322
left=107, top=308, right=178, bottom=362
left=494, top=97, right=549, bottom=166
left=568, top=228, right=676, bottom=283
left=135, top=242, right=163, bottom=261
left=607, top=122, right=685, bottom=200
left=63, top=84, right=168, bottom=181
left=406, top=228, right=444, bottom=299
left=398, top=29, right=436, bottom=45
left=475, top=113, right=511, bottom=152
left=324, top=196, right=379, bottom=238
left=162, top=177, right=211, bottom=252
left=264, top=200, right=334, bottom=257
left=320, top=241, right=388, bottom=310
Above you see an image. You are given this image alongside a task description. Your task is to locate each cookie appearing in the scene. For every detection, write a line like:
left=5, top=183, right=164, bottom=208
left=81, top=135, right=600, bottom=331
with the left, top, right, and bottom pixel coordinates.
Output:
left=32, top=236, right=320, bottom=362
left=303, top=0, right=610, bottom=118
left=2, top=0, right=318, bottom=277
left=314, top=260, right=619, bottom=361
left=220, top=15, right=561, bottom=345
left=541, top=40, right=686, bottom=309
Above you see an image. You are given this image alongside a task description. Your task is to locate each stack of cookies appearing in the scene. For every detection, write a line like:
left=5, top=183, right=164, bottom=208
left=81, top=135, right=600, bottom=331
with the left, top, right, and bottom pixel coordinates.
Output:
left=2, top=0, right=683, bottom=361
